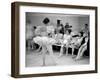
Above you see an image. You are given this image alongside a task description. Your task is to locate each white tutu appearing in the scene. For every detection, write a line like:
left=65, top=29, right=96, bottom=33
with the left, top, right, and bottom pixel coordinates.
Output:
left=33, top=36, right=56, bottom=46
left=63, top=40, right=68, bottom=44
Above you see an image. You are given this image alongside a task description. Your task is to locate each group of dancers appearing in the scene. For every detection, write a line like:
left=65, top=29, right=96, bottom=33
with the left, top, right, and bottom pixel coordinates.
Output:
left=32, top=17, right=89, bottom=66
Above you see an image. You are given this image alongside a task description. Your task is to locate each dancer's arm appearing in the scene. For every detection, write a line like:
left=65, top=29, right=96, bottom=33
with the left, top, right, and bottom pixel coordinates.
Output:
left=35, top=26, right=41, bottom=36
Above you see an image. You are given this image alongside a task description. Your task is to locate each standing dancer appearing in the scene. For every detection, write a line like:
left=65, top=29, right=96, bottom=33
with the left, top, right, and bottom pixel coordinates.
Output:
left=33, top=17, right=56, bottom=66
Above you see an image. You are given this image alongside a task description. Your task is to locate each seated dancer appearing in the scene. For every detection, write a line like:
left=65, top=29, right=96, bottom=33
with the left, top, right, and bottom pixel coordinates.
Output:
left=74, top=32, right=89, bottom=60
left=54, top=30, right=63, bottom=44
left=69, top=32, right=84, bottom=56
left=33, top=17, right=57, bottom=66
left=59, top=29, right=72, bottom=57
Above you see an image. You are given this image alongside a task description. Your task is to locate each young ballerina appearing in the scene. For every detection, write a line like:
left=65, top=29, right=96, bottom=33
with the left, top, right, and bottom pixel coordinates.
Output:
left=74, top=32, right=89, bottom=60
left=70, top=32, right=84, bottom=56
left=59, top=29, right=72, bottom=57
left=33, top=17, right=57, bottom=66
left=74, top=24, right=89, bottom=60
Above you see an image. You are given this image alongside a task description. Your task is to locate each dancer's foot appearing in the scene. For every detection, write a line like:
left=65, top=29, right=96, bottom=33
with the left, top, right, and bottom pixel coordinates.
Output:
left=53, top=61, right=57, bottom=66
left=38, top=51, right=42, bottom=55
left=66, top=53, right=68, bottom=56
left=58, top=53, right=63, bottom=58
left=72, top=55, right=76, bottom=58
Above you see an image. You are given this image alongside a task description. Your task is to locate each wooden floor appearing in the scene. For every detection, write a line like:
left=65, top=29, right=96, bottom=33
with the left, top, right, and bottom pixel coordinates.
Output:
left=25, top=50, right=89, bottom=67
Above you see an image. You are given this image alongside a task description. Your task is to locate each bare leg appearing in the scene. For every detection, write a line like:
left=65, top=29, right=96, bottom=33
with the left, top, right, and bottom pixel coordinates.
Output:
left=36, top=46, right=42, bottom=55
left=42, top=45, right=46, bottom=66
left=72, top=47, right=74, bottom=56
left=36, top=46, right=41, bottom=52
left=65, top=42, right=69, bottom=55
left=47, top=44, right=57, bottom=65
left=59, top=45, right=64, bottom=57
left=75, top=45, right=87, bottom=60
left=69, top=44, right=75, bottom=56
left=65, top=44, right=69, bottom=56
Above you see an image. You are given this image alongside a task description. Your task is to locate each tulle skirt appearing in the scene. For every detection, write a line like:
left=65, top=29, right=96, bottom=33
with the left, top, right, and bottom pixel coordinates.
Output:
left=33, top=36, right=56, bottom=46
left=62, top=40, right=69, bottom=46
